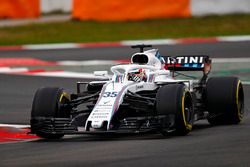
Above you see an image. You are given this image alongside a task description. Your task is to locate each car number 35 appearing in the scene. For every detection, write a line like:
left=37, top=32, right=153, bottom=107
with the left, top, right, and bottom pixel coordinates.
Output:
left=103, top=92, right=118, bottom=98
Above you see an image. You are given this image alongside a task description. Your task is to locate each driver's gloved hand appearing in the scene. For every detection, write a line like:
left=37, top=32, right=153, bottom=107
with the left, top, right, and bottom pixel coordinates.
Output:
left=132, top=74, right=141, bottom=82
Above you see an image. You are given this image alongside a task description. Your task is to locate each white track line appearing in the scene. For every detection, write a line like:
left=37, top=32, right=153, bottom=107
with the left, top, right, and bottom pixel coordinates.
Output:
left=57, top=60, right=116, bottom=66
left=121, top=39, right=177, bottom=46
left=218, top=35, right=250, bottom=42
left=0, top=124, right=30, bottom=128
left=212, top=57, right=250, bottom=63
left=242, top=81, right=250, bottom=85
left=23, top=43, right=78, bottom=50
left=0, top=67, right=28, bottom=73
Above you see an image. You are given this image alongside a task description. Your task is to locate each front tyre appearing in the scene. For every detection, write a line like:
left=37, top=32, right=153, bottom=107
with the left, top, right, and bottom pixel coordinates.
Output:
left=156, top=84, right=194, bottom=136
left=31, top=87, right=71, bottom=139
left=206, top=77, right=244, bottom=125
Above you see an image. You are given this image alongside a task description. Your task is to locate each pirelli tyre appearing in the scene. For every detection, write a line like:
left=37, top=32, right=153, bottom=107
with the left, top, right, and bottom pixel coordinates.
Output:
left=31, top=87, right=71, bottom=139
left=206, top=77, right=244, bottom=125
left=156, top=84, right=194, bottom=136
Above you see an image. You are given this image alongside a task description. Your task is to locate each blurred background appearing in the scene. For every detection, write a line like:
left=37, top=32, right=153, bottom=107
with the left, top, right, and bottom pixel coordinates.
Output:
left=0, top=0, right=250, bottom=45
left=0, top=0, right=250, bottom=20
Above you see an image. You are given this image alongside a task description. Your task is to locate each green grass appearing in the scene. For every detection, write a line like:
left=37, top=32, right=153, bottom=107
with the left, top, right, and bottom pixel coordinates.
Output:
left=0, top=14, right=250, bottom=45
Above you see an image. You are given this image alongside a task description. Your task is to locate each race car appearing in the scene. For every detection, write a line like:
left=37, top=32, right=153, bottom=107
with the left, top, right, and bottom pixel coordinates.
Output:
left=30, top=44, right=244, bottom=139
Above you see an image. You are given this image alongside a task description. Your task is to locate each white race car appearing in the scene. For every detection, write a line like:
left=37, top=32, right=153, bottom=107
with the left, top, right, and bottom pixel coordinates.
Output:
left=30, top=45, right=244, bottom=139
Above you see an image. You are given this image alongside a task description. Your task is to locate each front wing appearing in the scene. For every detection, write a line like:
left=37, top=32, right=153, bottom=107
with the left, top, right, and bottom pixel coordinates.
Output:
left=30, top=115, right=175, bottom=135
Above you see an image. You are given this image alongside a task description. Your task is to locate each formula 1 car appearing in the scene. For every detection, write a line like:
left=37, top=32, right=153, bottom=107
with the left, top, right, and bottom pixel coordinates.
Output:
left=30, top=45, right=244, bottom=139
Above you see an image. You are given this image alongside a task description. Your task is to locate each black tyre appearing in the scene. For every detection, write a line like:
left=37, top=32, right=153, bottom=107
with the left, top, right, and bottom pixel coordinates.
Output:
left=87, top=83, right=104, bottom=92
left=156, top=84, right=194, bottom=136
left=206, top=77, right=244, bottom=125
left=31, top=87, right=71, bottom=139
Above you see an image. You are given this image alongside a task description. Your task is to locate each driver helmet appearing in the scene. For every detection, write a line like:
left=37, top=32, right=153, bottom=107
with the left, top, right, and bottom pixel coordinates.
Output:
left=127, top=68, right=147, bottom=82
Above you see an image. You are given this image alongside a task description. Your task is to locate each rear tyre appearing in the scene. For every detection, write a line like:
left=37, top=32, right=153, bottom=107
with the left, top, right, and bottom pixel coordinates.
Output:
left=156, top=84, right=194, bottom=136
left=206, top=77, right=244, bottom=125
left=31, top=87, right=71, bottom=139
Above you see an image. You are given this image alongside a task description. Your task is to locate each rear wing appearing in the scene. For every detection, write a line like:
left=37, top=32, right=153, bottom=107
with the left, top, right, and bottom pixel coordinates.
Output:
left=163, top=55, right=211, bottom=73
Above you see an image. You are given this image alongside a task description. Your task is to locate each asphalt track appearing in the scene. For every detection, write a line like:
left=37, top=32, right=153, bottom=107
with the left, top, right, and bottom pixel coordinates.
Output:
left=0, top=42, right=250, bottom=167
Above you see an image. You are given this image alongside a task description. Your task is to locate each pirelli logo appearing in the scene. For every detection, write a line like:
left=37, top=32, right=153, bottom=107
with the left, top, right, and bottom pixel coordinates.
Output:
left=166, top=56, right=204, bottom=64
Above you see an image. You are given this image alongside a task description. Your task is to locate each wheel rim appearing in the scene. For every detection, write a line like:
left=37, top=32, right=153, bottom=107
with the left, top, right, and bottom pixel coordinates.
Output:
left=57, top=92, right=71, bottom=117
left=182, top=91, right=193, bottom=130
left=236, top=81, right=244, bottom=121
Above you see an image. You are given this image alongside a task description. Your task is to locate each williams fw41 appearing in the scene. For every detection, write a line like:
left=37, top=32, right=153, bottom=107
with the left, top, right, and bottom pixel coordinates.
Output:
left=30, top=45, right=245, bottom=139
